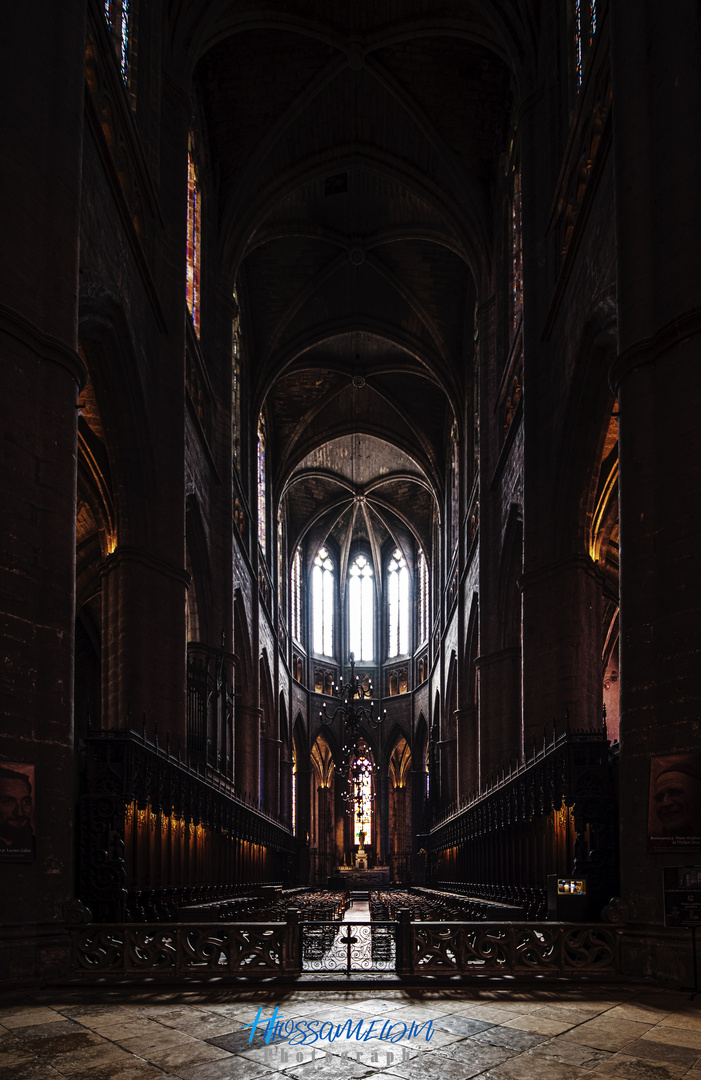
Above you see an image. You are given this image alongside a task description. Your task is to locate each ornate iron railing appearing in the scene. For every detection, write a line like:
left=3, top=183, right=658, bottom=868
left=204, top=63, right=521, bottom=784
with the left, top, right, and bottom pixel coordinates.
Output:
left=71, top=916, right=619, bottom=979
left=73, top=922, right=290, bottom=977
left=405, top=921, right=618, bottom=976
left=301, top=921, right=396, bottom=974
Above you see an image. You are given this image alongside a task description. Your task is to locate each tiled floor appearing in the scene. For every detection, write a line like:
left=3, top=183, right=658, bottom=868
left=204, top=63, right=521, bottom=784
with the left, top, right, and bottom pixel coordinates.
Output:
left=1, top=984, right=700, bottom=1080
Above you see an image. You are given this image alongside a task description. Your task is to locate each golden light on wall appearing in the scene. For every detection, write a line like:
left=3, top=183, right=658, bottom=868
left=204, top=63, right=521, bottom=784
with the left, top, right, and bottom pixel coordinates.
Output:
left=588, top=409, right=619, bottom=564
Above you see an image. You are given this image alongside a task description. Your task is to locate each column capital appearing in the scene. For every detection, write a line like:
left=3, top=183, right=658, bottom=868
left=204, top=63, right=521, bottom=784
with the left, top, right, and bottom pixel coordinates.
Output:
left=0, top=301, right=87, bottom=389
left=520, top=552, right=604, bottom=592
left=609, top=304, right=701, bottom=393
left=100, top=546, right=191, bottom=587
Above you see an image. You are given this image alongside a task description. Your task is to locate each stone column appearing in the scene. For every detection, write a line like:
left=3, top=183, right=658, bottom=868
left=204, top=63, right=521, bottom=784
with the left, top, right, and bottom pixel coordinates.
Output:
left=610, top=2, right=701, bottom=969
left=521, top=555, right=604, bottom=745
left=100, top=547, right=190, bottom=746
left=0, top=2, right=87, bottom=980
left=476, top=650, right=521, bottom=780
left=280, top=755, right=293, bottom=828
left=455, top=706, right=478, bottom=799
left=262, top=735, right=281, bottom=818
left=236, top=706, right=262, bottom=804
left=294, top=757, right=311, bottom=885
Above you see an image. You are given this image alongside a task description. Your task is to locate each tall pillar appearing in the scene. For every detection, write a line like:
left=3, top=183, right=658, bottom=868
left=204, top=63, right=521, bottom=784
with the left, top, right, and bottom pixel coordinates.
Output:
left=280, top=755, right=293, bottom=828
left=378, top=769, right=390, bottom=866
left=456, top=706, right=478, bottom=799
left=0, top=3, right=87, bottom=980
left=476, top=651, right=521, bottom=779
left=610, top=2, right=701, bottom=977
left=521, top=555, right=604, bottom=744
left=101, top=548, right=190, bottom=745
left=294, top=758, right=311, bottom=885
left=236, top=706, right=262, bottom=804
left=262, top=735, right=281, bottom=818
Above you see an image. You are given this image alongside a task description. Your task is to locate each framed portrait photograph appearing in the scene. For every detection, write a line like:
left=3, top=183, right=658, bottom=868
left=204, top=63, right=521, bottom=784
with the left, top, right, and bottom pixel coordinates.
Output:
left=0, top=763, right=36, bottom=862
left=648, top=754, right=701, bottom=853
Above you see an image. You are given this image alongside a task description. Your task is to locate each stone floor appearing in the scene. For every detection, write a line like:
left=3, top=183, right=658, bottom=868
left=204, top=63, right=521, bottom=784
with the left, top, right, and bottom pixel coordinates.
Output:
left=1, top=984, right=700, bottom=1080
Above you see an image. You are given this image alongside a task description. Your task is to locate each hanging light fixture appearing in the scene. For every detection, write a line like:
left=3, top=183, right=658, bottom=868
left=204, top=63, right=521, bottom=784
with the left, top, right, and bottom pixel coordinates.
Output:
left=319, top=653, right=385, bottom=811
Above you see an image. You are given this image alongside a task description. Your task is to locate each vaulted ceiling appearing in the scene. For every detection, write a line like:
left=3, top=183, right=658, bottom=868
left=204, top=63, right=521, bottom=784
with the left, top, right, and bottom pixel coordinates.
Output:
left=188, top=0, right=528, bottom=562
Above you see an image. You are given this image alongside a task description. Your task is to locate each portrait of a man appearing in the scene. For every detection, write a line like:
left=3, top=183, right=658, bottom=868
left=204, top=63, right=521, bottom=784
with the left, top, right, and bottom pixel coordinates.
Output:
left=0, top=764, right=35, bottom=861
left=648, top=755, right=701, bottom=852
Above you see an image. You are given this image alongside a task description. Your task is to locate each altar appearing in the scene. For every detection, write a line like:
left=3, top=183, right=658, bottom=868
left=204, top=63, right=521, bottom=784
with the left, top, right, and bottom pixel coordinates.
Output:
left=332, top=865, right=390, bottom=888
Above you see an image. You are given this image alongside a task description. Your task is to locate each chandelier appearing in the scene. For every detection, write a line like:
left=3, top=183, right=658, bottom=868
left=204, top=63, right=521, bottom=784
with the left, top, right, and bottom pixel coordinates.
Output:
left=319, top=653, right=385, bottom=812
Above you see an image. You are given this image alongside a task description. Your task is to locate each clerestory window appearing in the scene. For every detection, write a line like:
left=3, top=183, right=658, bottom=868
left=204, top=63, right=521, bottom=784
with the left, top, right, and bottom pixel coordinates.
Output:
left=104, top=0, right=132, bottom=87
left=257, top=415, right=266, bottom=553
left=387, top=548, right=409, bottom=658
left=312, top=547, right=334, bottom=657
left=348, top=553, right=374, bottom=662
left=186, top=135, right=201, bottom=335
left=291, top=546, right=303, bottom=643
left=418, top=549, right=429, bottom=644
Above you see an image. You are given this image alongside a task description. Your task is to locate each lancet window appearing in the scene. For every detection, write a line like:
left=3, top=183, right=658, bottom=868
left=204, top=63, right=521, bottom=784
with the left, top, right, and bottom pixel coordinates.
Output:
left=291, top=546, right=302, bottom=643
left=418, top=549, right=429, bottom=644
left=449, top=422, right=459, bottom=555
left=511, top=164, right=523, bottom=334
left=348, top=553, right=374, bottom=662
left=387, top=548, right=409, bottom=658
left=186, top=136, right=201, bottom=335
left=352, top=752, right=373, bottom=846
left=232, top=285, right=241, bottom=467
left=312, top=547, right=334, bottom=658
left=574, top=0, right=598, bottom=89
left=257, top=415, right=266, bottom=553
left=104, top=0, right=131, bottom=86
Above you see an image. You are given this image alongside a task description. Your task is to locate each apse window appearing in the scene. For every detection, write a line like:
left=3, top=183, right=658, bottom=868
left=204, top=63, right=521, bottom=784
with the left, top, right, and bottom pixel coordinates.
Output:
left=104, top=0, right=132, bottom=87
left=292, top=745, right=297, bottom=835
left=232, top=284, right=241, bottom=466
left=574, top=0, right=598, bottom=89
left=349, top=554, right=374, bottom=662
left=291, top=546, right=302, bottom=643
left=186, top=135, right=201, bottom=335
left=257, top=415, right=266, bottom=553
left=418, top=549, right=429, bottom=644
left=387, top=549, right=409, bottom=658
left=352, top=754, right=373, bottom=846
left=312, top=547, right=334, bottom=657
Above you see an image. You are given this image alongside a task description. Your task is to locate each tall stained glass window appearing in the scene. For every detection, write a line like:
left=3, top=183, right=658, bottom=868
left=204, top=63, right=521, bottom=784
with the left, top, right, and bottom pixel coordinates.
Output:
left=120, top=0, right=130, bottom=84
left=418, top=549, right=429, bottom=644
left=449, top=421, right=459, bottom=554
left=186, top=137, right=201, bottom=335
left=349, top=554, right=374, bottom=662
left=291, top=745, right=297, bottom=835
left=511, top=165, right=523, bottom=334
left=103, top=0, right=131, bottom=87
left=574, top=0, right=598, bottom=89
left=257, top=415, right=266, bottom=553
left=232, top=285, right=241, bottom=467
left=388, top=549, right=409, bottom=658
left=575, top=0, right=583, bottom=87
left=313, top=547, right=334, bottom=657
left=291, top=546, right=302, bottom=643
left=352, top=753, right=373, bottom=846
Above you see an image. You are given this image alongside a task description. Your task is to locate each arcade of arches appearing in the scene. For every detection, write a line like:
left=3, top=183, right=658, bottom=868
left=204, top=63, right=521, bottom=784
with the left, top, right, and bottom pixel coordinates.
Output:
left=2, top=1, right=701, bottom=988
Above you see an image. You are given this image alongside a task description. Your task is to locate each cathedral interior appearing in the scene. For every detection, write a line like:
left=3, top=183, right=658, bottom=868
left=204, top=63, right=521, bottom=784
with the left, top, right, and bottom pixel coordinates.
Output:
left=2, top=0, right=701, bottom=990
